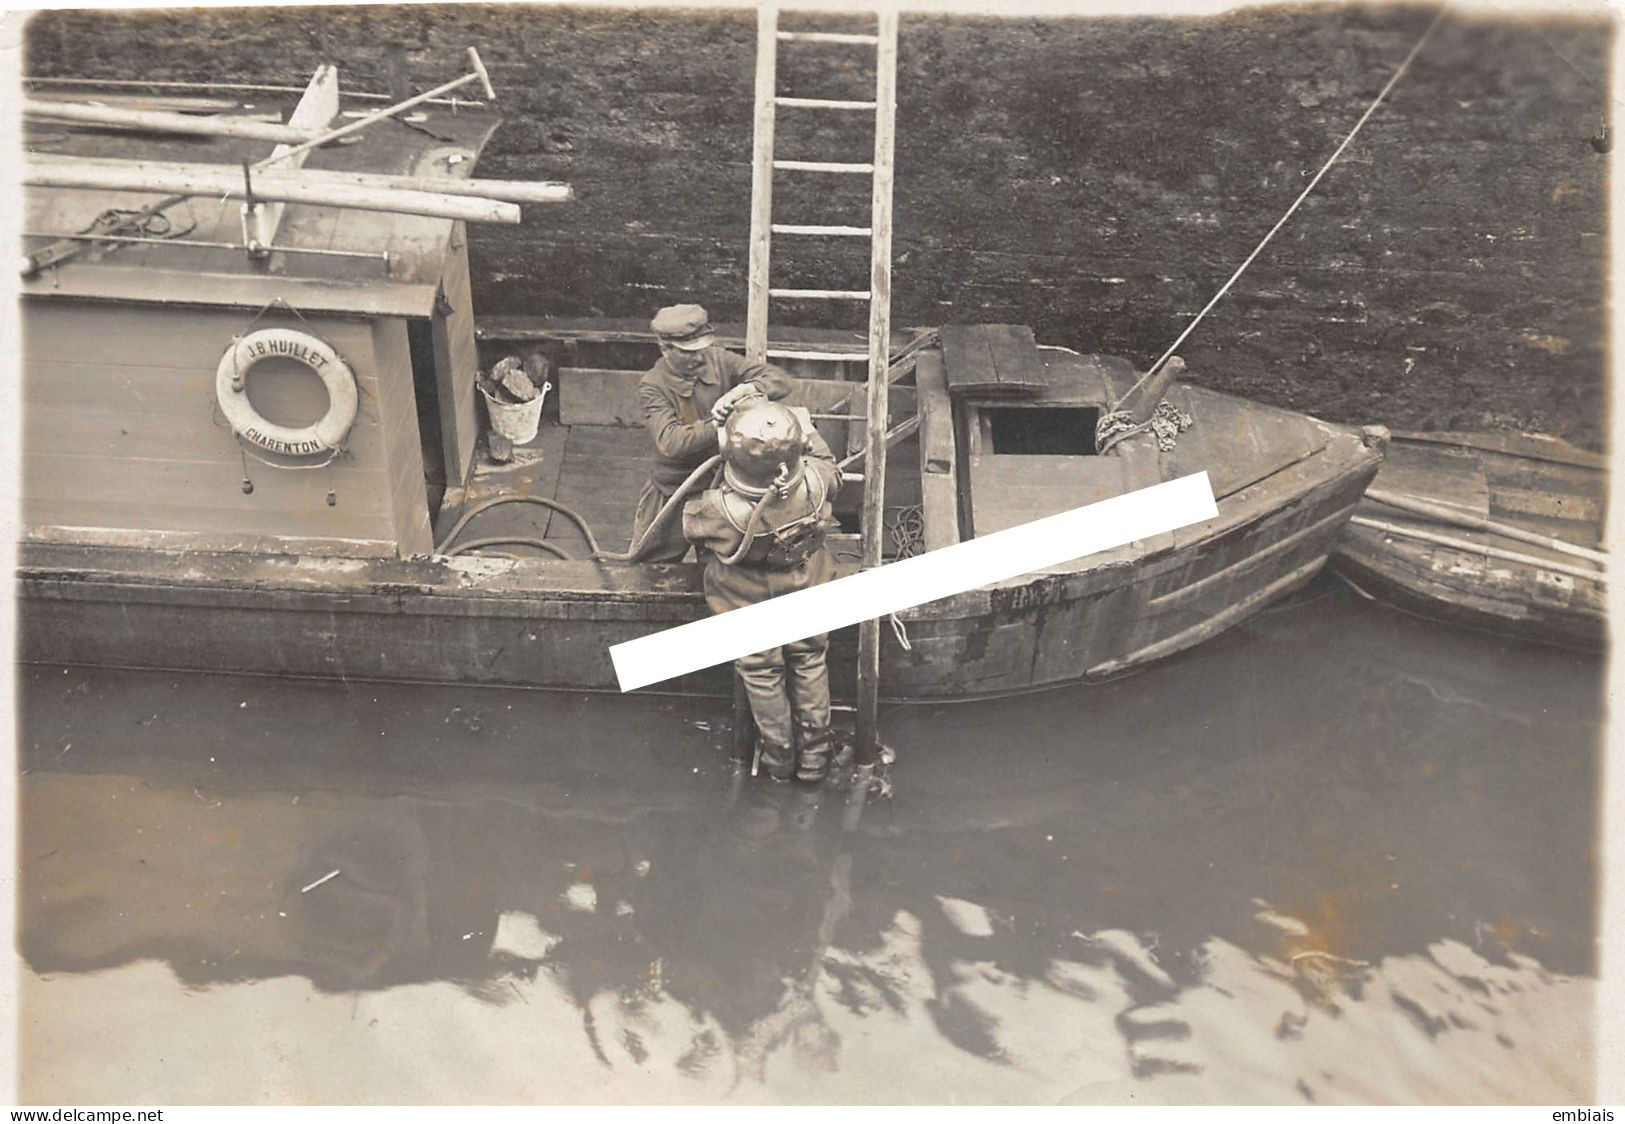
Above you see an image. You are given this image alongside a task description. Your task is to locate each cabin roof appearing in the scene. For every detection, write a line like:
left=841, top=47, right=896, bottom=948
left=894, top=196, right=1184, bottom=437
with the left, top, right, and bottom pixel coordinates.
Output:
left=21, top=92, right=502, bottom=318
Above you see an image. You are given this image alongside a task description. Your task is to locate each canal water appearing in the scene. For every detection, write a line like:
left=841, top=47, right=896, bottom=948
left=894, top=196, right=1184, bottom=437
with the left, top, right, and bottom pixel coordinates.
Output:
left=14, top=575, right=1602, bottom=1104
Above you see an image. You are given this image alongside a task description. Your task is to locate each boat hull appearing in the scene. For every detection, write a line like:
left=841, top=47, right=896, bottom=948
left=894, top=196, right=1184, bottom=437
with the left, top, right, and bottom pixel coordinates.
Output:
left=1330, top=432, right=1606, bottom=652
left=17, top=425, right=1380, bottom=700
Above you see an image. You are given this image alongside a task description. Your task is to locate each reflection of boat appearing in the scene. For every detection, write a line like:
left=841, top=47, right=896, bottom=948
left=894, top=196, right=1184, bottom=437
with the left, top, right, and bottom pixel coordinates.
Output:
left=1330, top=432, right=1607, bottom=650
left=15, top=66, right=1385, bottom=700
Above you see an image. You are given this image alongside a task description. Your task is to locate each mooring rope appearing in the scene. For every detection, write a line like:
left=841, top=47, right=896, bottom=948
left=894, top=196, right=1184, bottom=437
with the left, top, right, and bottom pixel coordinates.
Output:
left=1121, top=7, right=1449, bottom=405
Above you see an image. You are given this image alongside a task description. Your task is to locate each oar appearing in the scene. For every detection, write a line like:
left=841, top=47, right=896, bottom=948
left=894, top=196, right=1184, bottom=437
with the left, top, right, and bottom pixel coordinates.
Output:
left=1348, top=515, right=1606, bottom=584
left=1365, top=488, right=1606, bottom=564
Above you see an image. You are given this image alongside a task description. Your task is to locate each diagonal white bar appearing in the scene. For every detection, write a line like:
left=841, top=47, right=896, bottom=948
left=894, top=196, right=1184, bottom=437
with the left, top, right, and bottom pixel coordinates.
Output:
left=611, top=471, right=1218, bottom=692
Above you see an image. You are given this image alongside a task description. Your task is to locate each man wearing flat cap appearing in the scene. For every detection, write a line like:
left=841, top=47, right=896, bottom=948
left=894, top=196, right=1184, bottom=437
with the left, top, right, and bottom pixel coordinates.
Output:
left=628, top=303, right=793, bottom=561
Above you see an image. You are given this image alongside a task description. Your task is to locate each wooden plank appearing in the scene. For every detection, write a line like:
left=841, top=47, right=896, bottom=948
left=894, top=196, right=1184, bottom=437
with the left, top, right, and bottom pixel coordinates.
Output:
left=938, top=324, right=996, bottom=397
left=22, top=404, right=391, bottom=471
left=22, top=270, right=436, bottom=318
left=23, top=98, right=319, bottom=144
left=449, top=422, right=573, bottom=552
left=915, top=349, right=960, bottom=551
left=969, top=454, right=1130, bottom=536
left=853, top=4, right=897, bottom=763
left=26, top=154, right=520, bottom=225
left=433, top=230, right=481, bottom=485
left=21, top=520, right=396, bottom=559
left=559, top=368, right=643, bottom=427
left=1163, top=384, right=1326, bottom=500
left=23, top=449, right=391, bottom=511
left=981, top=324, right=1047, bottom=396
left=1373, top=439, right=1492, bottom=519
left=22, top=302, right=380, bottom=369
left=1392, top=430, right=1607, bottom=471
left=370, top=317, right=431, bottom=556
left=746, top=3, right=777, bottom=364
left=939, top=324, right=1047, bottom=397
left=553, top=432, right=652, bottom=555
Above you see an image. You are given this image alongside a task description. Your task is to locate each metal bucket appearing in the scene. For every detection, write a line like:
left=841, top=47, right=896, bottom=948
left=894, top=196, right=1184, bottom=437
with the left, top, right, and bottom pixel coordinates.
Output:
left=480, top=380, right=550, bottom=445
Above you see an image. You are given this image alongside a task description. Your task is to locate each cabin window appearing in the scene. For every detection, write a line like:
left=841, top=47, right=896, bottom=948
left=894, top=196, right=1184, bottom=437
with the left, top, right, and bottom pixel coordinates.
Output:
left=984, top=406, right=1100, bottom=456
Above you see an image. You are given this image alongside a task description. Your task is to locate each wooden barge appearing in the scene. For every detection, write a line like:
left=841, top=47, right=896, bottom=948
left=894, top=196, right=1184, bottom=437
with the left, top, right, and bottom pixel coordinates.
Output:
left=1330, top=431, right=1607, bottom=650
left=15, top=71, right=1387, bottom=701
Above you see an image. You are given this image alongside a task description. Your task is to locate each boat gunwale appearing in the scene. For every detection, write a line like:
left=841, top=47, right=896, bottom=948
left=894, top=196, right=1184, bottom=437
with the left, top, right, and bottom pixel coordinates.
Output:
left=17, top=421, right=1381, bottom=619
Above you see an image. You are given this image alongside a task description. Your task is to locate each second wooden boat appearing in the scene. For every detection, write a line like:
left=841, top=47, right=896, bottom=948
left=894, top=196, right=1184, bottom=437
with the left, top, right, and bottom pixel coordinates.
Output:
left=1330, top=431, right=1607, bottom=650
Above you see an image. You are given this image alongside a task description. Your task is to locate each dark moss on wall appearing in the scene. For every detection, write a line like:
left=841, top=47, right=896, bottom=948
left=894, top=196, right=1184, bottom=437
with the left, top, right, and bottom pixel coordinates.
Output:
left=25, top=3, right=1611, bottom=448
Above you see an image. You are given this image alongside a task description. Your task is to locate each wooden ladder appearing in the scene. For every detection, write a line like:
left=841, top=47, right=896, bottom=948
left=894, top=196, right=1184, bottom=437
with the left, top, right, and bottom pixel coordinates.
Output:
left=745, top=4, right=900, bottom=763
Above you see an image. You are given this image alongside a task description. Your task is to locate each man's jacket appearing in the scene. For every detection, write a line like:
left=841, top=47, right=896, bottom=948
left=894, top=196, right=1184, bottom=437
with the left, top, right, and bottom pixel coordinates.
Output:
left=637, top=348, right=792, bottom=489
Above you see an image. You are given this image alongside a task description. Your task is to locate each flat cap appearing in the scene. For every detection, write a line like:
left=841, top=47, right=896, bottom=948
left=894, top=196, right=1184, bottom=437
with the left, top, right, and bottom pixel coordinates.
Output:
left=651, top=303, right=716, bottom=351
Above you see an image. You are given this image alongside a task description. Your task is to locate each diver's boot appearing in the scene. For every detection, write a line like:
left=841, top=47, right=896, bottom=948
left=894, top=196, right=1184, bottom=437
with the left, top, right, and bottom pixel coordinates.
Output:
left=794, top=726, right=838, bottom=784
left=758, top=736, right=797, bottom=782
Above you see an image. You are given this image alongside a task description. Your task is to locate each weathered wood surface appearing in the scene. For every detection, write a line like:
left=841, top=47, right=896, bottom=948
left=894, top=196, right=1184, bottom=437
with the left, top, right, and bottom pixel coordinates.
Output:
left=914, top=349, right=960, bottom=551
left=1332, top=431, right=1607, bottom=649
left=26, top=155, right=522, bottom=225
left=23, top=97, right=319, bottom=143
left=432, top=229, right=482, bottom=488
left=939, top=324, right=1047, bottom=398
left=22, top=99, right=501, bottom=303
left=20, top=302, right=422, bottom=557
left=17, top=417, right=1382, bottom=698
left=968, top=455, right=1130, bottom=536
left=555, top=368, right=915, bottom=458
left=552, top=425, right=650, bottom=554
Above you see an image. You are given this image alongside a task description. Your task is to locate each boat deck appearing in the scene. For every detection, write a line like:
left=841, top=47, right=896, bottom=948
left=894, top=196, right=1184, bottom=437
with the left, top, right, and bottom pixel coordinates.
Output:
left=436, top=335, right=933, bottom=563
left=435, top=410, right=645, bottom=557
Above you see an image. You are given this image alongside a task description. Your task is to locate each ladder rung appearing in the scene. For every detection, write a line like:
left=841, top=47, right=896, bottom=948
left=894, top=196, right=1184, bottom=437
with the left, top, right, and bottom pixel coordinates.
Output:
left=776, top=96, right=877, bottom=111
left=776, top=31, right=880, bottom=44
left=773, top=160, right=873, bottom=174
left=771, top=288, right=871, bottom=300
left=766, top=348, right=867, bottom=361
left=771, top=223, right=873, bottom=237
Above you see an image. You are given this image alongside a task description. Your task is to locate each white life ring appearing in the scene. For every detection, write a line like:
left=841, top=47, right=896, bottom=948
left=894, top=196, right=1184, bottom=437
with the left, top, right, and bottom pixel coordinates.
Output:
left=215, top=328, right=359, bottom=456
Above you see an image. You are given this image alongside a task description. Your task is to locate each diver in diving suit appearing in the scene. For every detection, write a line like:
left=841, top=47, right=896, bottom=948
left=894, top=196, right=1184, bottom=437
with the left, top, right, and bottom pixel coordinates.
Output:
left=682, top=399, right=843, bottom=783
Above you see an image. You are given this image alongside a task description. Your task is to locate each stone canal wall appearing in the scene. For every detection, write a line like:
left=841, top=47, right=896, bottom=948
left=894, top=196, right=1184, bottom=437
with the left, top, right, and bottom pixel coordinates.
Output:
left=24, top=4, right=1611, bottom=449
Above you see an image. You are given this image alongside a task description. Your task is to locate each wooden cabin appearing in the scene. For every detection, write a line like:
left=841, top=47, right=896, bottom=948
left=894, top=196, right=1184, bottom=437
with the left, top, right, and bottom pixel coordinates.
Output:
left=19, top=81, right=501, bottom=559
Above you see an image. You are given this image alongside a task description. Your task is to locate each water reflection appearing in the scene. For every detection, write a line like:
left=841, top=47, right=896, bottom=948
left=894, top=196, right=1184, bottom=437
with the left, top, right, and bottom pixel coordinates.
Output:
left=16, top=576, right=1600, bottom=1102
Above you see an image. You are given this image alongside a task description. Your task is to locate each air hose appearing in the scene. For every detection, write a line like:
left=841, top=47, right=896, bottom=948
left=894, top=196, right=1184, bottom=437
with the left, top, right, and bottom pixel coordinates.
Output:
left=434, top=454, right=724, bottom=563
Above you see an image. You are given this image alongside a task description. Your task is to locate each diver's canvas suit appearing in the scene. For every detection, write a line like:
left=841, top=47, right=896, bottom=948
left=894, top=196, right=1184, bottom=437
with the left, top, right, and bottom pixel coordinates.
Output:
left=683, top=410, right=843, bottom=779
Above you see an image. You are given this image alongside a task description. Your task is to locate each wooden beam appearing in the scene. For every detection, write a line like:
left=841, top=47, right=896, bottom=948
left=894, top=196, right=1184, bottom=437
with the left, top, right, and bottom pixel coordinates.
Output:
left=25, top=157, right=521, bottom=225
left=245, top=65, right=340, bottom=254
left=23, top=98, right=319, bottom=144
left=40, top=154, right=572, bottom=206
left=1348, top=515, right=1606, bottom=583
left=915, top=349, right=961, bottom=552
left=746, top=3, right=778, bottom=364
left=855, top=7, right=899, bottom=766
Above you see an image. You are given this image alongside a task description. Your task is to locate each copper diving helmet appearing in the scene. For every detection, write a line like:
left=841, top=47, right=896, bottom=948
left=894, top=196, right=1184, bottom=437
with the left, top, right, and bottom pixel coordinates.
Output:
left=723, top=400, right=806, bottom=495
